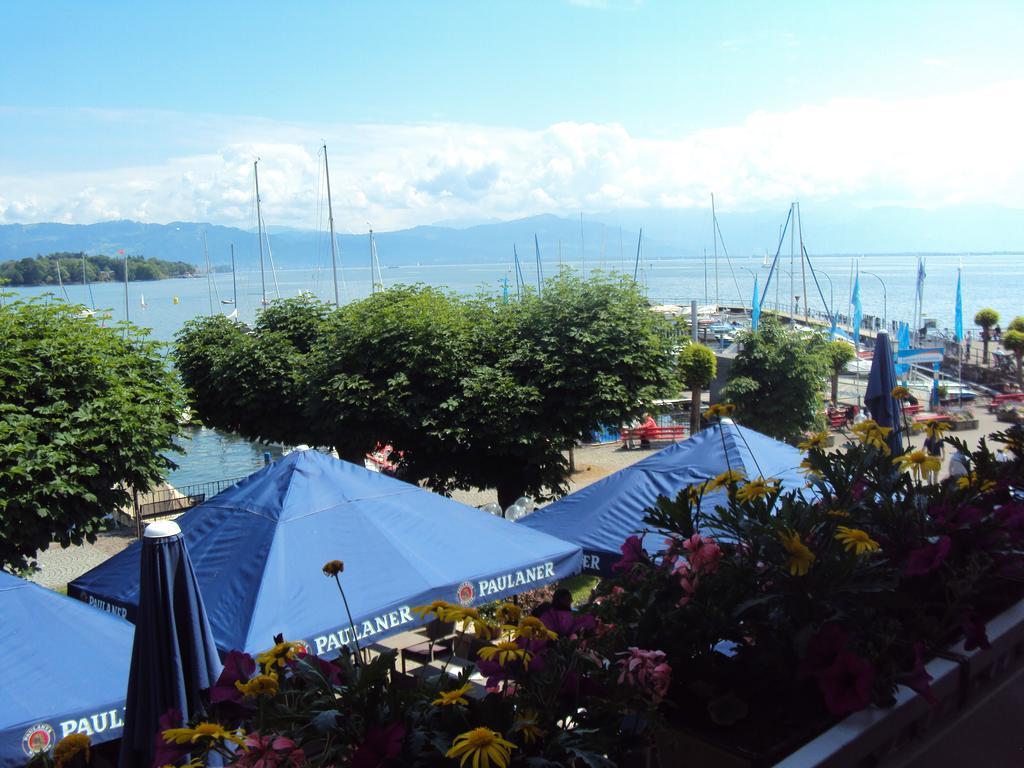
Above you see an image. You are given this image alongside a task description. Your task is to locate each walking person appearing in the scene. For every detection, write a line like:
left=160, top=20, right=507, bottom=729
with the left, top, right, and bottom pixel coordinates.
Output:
left=924, top=432, right=944, bottom=483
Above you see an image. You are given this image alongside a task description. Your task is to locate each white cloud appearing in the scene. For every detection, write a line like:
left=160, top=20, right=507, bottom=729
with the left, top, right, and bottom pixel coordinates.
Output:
left=2, top=79, right=1024, bottom=229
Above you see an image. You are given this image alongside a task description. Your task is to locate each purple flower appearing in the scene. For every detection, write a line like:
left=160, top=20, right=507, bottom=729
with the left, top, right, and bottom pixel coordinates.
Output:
left=612, top=535, right=648, bottom=574
left=817, top=651, right=875, bottom=715
left=210, top=650, right=257, bottom=705
left=904, top=536, right=952, bottom=577
left=540, top=608, right=597, bottom=638
left=962, top=611, right=991, bottom=651
left=798, top=624, right=848, bottom=680
left=896, top=642, right=936, bottom=706
left=151, top=709, right=188, bottom=768
left=351, top=722, right=405, bottom=768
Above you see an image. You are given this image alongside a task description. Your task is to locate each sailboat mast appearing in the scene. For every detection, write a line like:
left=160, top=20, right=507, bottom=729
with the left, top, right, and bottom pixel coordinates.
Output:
left=797, top=203, right=809, bottom=323
left=123, top=250, right=130, bottom=324
left=711, top=194, right=719, bottom=308
left=203, top=230, right=214, bottom=315
left=323, top=143, right=340, bottom=307
left=579, top=213, right=585, bottom=280
left=534, top=234, right=543, bottom=294
left=231, top=244, right=237, bottom=308
left=633, top=228, right=643, bottom=282
left=56, top=254, right=69, bottom=301
left=254, top=159, right=267, bottom=306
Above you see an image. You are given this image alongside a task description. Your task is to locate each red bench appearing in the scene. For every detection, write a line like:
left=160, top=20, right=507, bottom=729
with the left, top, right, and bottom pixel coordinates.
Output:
left=620, top=425, right=687, bottom=449
left=989, top=392, right=1024, bottom=412
left=902, top=404, right=923, bottom=417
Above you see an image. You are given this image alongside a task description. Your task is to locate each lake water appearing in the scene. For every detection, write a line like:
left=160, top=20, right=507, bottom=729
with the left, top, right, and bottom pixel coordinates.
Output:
left=7, top=252, right=1021, bottom=486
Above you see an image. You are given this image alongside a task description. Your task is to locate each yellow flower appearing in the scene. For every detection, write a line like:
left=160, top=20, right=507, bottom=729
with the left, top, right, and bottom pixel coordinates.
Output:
left=685, top=482, right=708, bottom=502
left=799, top=459, right=823, bottom=478
left=234, top=674, right=279, bottom=698
left=706, top=402, right=736, bottom=419
left=798, top=431, right=831, bottom=451
left=894, top=449, right=941, bottom=481
left=851, top=419, right=892, bottom=454
left=163, top=723, right=246, bottom=748
left=53, top=734, right=90, bottom=768
left=476, top=641, right=533, bottom=668
left=474, top=621, right=503, bottom=641
left=913, top=420, right=950, bottom=441
left=835, top=526, right=880, bottom=555
left=495, top=602, right=522, bottom=625
left=779, top=530, right=815, bottom=576
left=446, top=728, right=517, bottom=768
left=956, top=472, right=996, bottom=493
left=891, top=385, right=912, bottom=401
left=412, top=600, right=457, bottom=622
left=826, top=509, right=849, bottom=518
left=707, top=469, right=747, bottom=491
left=515, top=616, right=558, bottom=641
left=447, top=606, right=494, bottom=636
left=432, top=683, right=472, bottom=707
left=256, top=641, right=302, bottom=672
left=514, top=710, right=544, bottom=745
left=735, top=477, right=780, bottom=503
left=322, top=559, right=344, bottom=576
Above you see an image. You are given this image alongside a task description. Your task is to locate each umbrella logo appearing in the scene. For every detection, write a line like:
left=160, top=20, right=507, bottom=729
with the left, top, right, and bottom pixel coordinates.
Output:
left=456, top=581, right=475, bottom=606
left=293, top=639, right=312, bottom=655
left=21, top=723, right=55, bottom=756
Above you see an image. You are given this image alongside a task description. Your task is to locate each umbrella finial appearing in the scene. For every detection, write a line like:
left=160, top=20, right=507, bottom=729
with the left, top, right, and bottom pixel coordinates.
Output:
left=144, top=520, right=181, bottom=538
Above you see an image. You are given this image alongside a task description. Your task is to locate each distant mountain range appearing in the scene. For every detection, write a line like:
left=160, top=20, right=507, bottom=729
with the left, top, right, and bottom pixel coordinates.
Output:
left=2, top=205, right=1022, bottom=270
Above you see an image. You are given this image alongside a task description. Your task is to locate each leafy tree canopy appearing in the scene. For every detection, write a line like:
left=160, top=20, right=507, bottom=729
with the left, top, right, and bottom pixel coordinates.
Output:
left=174, top=273, right=676, bottom=507
left=722, top=318, right=828, bottom=443
left=0, top=299, right=183, bottom=572
left=1008, top=316, right=1024, bottom=334
left=974, top=308, right=999, bottom=329
left=677, top=343, right=717, bottom=389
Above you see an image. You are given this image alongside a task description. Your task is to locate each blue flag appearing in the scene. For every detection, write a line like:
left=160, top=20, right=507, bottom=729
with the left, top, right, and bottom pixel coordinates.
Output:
left=851, top=269, right=862, bottom=347
left=829, top=313, right=838, bottom=338
left=751, top=276, right=760, bottom=331
left=954, top=268, right=963, bottom=342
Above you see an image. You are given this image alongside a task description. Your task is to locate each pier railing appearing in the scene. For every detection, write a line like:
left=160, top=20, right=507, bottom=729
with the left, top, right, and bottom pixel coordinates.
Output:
left=132, top=475, right=247, bottom=536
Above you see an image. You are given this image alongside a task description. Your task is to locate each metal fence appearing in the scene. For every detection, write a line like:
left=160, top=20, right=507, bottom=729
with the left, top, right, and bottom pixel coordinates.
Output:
left=132, top=475, right=247, bottom=535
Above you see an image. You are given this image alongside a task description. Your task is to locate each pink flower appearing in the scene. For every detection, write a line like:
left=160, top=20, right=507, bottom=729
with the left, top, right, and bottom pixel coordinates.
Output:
left=798, top=624, right=848, bottom=680
left=683, top=534, right=722, bottom=573
left=896, top=642, right=936, bottom=706
left=962, top=611, right=991, bottom=651
left=817, top=651, right=874, bottom=715
left=350, top=722, right=405, bottom=768
left=211, top=650, right=257, bottom=704
left=612, top=535, right=649, bottom=574
left=675, top=565, right=699, bottom=607
left=904, top=536, right=952, bottom=577
left=235, top=732, right=306, bottom=768
left=617, top=647, right=672, bottom=703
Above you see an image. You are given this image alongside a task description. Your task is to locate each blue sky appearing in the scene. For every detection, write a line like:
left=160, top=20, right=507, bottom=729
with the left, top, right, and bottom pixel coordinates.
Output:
left=2, top=0, right=1023, bottom=229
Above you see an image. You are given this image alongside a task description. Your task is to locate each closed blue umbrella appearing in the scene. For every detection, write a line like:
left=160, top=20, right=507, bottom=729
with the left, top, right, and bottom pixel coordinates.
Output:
left=864, top=331, right=904, bottom=455
left=119, top=520, right=223, bottom=768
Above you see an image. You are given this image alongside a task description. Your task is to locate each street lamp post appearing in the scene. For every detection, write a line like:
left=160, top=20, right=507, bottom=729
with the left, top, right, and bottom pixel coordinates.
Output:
left=862, top=271, right=887, bottom=331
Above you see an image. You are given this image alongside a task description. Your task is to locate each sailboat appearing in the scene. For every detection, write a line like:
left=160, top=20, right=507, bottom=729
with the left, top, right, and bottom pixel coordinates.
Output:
left=253, top=160, right=281, bottom=306
left=140, top=292, right=148, bottom=310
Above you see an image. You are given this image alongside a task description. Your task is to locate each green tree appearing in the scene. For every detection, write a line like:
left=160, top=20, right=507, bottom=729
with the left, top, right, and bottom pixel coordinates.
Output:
left=0, top=299, right=182, bottom=572
left=174, top=294, right=329, bottom=446
left=677, top=343, right=717, bottom=435
left=1003, top=329, right=1024, bottom=391
left=721, top=317, right=828, bottom=443
left=175, top=274, right=675, bottom=508
left=823, top=340, right=857, bottom=405
left=974, top=308, right=999, bottom=364
left=1008, top=316, right=1024, bottom=334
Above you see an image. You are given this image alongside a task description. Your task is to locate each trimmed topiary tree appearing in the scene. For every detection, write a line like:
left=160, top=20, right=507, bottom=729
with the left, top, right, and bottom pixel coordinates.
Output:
left=1003, top=329, right=1024, bottom=391
left=677, top=343, right=717, bottom=435
left=974, top=308, right=999, bottom=364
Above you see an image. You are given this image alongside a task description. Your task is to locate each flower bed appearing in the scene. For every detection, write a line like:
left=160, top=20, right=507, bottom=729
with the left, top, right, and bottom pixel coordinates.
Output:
left=28, top=420, right=1023, bottom=768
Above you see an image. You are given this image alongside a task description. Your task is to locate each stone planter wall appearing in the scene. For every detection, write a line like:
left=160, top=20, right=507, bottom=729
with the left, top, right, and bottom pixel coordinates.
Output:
left=947, top=418, right=978, bottom=432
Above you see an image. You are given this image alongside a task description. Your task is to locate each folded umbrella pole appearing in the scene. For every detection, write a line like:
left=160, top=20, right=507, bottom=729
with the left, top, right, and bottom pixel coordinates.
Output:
left=119, top=520, right=223, bottom=768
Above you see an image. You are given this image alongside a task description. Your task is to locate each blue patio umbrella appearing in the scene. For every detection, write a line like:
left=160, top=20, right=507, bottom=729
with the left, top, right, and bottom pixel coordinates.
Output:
left=0, top=572, right=133, bottom=764
left=71, top=451, right=581, bottom=658
left=118, top=520, right=223, bottom=768
left=864, top=330, right=904, bottom=455
left=519, top=420, right=808, bottom=575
